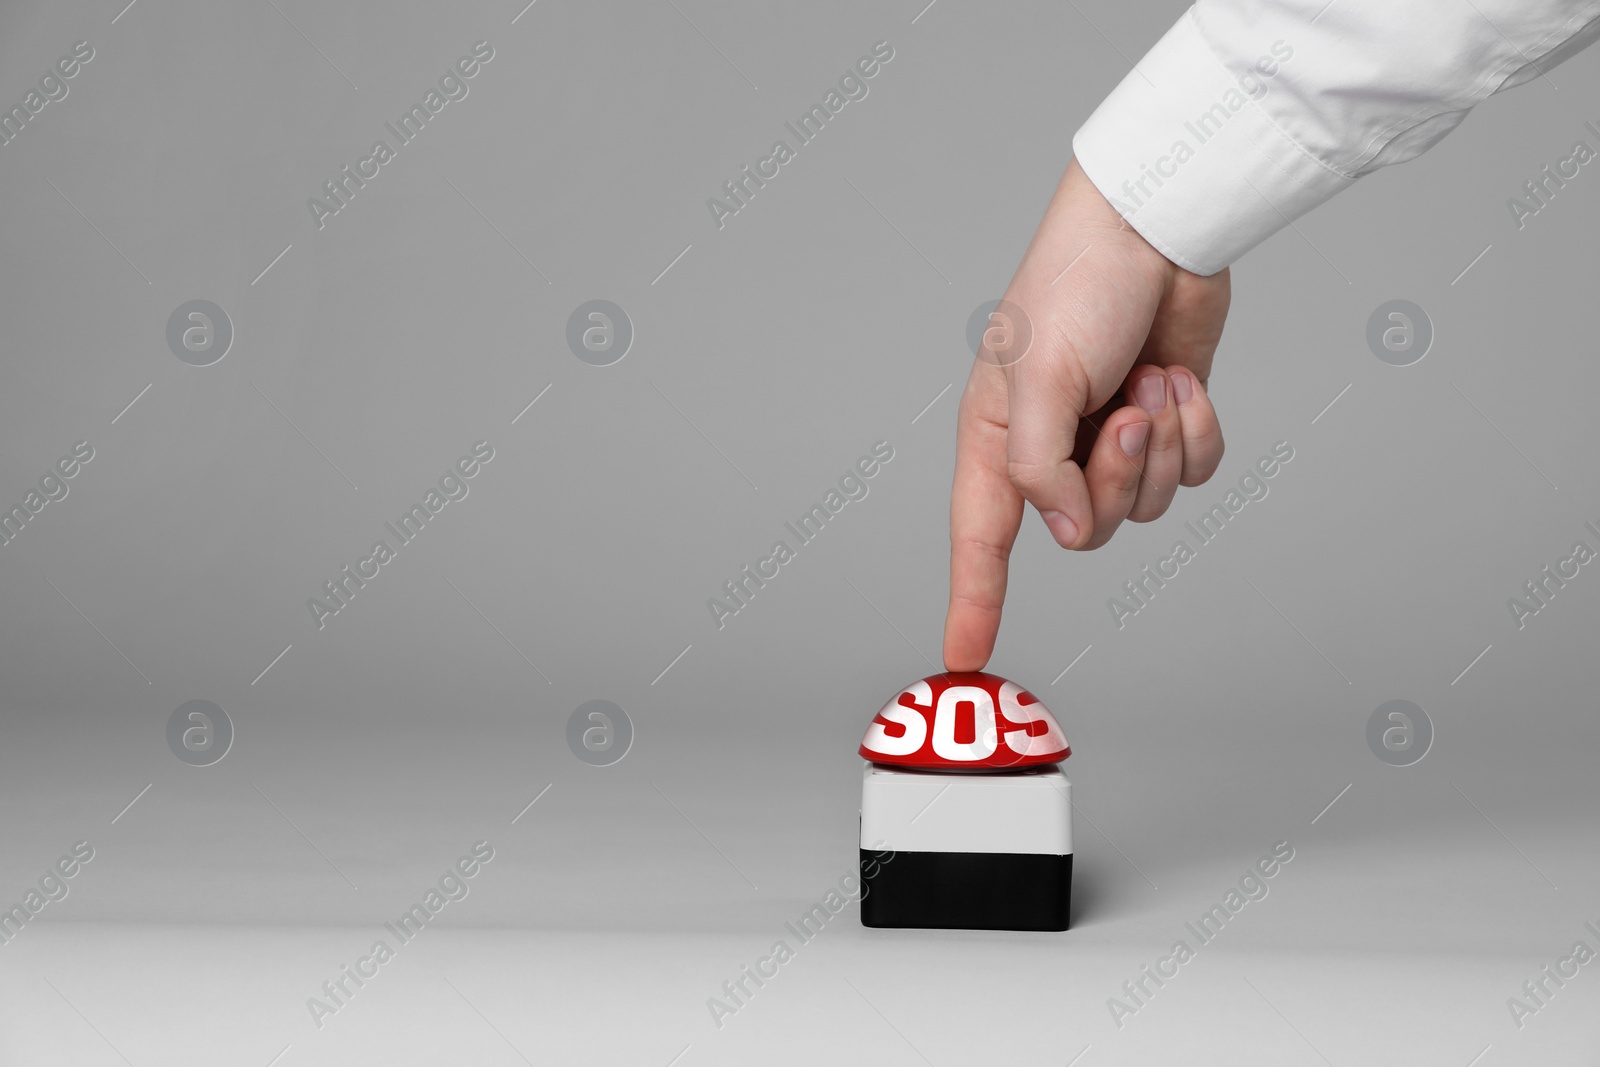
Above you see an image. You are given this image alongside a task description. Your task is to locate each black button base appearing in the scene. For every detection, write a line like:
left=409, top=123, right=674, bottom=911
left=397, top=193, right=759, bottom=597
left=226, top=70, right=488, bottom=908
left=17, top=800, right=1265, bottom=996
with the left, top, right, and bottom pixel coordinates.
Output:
left=859, top=849, right=1072, bottom=931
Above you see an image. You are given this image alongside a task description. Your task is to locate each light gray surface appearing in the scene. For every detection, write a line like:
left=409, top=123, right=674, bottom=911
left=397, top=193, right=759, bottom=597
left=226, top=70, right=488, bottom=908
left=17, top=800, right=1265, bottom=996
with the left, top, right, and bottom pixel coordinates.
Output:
left=2, top=0, right=1599, bottom=1064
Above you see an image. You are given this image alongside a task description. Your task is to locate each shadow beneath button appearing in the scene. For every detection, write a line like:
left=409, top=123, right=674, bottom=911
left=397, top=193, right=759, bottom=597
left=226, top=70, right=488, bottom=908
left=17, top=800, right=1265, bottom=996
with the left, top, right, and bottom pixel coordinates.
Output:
left=1069, top=856, right=1110, bottom=930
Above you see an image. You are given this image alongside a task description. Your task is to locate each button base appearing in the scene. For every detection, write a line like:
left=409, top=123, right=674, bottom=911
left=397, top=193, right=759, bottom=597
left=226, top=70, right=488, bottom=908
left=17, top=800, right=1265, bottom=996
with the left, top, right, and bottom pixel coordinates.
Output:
left=859, top=849, right=1072, bottom=931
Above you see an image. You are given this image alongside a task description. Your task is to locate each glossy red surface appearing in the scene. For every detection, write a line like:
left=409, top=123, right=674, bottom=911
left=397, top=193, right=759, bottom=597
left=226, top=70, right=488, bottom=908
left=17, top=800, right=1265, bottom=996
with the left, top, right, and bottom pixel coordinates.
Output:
left=859, top=672, right=1070, bottom=770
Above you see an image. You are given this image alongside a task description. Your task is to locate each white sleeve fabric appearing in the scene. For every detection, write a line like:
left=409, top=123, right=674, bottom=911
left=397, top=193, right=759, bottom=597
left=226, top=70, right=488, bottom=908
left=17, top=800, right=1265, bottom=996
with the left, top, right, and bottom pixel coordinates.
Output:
left=1072, top=0, right=1600, bottom=275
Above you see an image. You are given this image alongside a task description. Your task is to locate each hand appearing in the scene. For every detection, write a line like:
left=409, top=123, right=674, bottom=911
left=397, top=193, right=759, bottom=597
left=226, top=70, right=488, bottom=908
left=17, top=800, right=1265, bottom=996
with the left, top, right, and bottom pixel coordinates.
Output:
left=942, top=160, right=1231, bottom=672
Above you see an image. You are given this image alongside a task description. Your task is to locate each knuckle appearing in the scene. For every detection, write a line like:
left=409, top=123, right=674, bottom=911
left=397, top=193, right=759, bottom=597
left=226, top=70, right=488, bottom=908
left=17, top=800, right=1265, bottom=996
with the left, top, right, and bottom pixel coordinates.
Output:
left=1080, top=527, right=1115, bottom=552
left=1144, top=424, right=1182, bottom=456
left=949, top=591, right=1003, bottom=616
left=951, top=534, right=1010, bottom=566
left=1006, top=459, right=1052, bottom=495
left=1106, top=455, right=1144, bottom=494
left=1129, top=498, right=1171, bottom=523
left=1181, top=420, right=1224, bottom=466
left=1183, top=413, right=1222, bottom=448
left=1180, top=458, right=1216, bottom=487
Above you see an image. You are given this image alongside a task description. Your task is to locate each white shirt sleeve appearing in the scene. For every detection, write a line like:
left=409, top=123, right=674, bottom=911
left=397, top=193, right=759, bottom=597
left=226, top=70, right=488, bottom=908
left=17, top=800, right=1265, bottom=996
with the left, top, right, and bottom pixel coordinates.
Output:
left=1072, top=0, right=1600, bottom=275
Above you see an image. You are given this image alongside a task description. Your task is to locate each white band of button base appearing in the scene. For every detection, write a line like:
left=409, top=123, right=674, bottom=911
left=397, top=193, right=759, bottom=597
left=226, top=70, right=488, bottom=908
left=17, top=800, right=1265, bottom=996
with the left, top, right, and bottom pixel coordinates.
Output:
left=860, top=764, right=1072, bottom=856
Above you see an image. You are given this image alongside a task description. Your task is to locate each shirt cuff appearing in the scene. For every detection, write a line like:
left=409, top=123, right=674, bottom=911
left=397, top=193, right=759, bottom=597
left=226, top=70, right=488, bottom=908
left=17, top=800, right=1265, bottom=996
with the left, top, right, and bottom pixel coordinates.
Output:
left=1072, top=8, right=1356, bottom=276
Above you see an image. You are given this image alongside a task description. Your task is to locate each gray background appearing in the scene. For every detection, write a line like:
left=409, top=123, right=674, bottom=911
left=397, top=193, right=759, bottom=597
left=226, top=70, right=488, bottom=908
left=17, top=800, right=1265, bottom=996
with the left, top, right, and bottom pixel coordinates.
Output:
left=2, top=0, right=1598, bottom=1063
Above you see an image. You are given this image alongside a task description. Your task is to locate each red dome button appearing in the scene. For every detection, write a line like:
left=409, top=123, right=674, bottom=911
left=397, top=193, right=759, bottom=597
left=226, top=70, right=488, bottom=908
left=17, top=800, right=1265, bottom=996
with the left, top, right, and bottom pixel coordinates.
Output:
left=859, top=672, right=1070, bottom=770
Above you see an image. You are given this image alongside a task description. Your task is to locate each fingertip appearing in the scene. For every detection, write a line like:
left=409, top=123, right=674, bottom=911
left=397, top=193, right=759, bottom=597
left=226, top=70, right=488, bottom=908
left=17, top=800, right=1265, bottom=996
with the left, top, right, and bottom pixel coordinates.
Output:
left=1118, top=419, right=1151, bottom=456
left=1170, top=368, right=1224, bottom=486
left=943, top=650, right=987, bottom=673
left=1170, top=366, right=1196, bottom=406
left=1129, top=368, right=1169, bottom=416
left=1038, top=509, right=1083, bottom=550
left=942, top=615, right=993, bottom=673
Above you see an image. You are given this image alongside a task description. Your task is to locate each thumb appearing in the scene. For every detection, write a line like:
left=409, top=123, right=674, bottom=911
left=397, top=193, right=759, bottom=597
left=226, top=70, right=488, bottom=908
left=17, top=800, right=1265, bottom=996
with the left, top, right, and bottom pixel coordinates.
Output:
left=1000, top=257, right=1165, bottom=546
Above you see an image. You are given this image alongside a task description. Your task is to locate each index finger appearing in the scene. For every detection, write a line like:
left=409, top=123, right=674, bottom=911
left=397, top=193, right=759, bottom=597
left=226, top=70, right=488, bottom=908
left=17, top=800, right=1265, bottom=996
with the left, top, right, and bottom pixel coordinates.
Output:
left=943, top=368, right=1025, bottom=672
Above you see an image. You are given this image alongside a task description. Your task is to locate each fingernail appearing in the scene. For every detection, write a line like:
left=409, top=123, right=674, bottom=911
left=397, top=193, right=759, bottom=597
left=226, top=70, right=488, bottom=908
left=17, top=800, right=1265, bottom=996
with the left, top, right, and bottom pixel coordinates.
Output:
left=1119, top=422, right=1150, bottom=455
left=1134, top=375, right=1167, bottom=413
left=1040, top=510, right=1079, bottom=546
left=1171, top=370, right=1194, bottom=405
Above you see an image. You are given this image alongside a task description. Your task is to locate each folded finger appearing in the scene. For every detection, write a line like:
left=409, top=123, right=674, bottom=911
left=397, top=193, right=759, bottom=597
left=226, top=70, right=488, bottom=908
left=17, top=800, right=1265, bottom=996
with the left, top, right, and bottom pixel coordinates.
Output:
left=1080, top=405, right=1152, bottom=550
left=1126, top=367, right=1182, bottom=523
left=1169, top=367, right=1224, bottom=486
